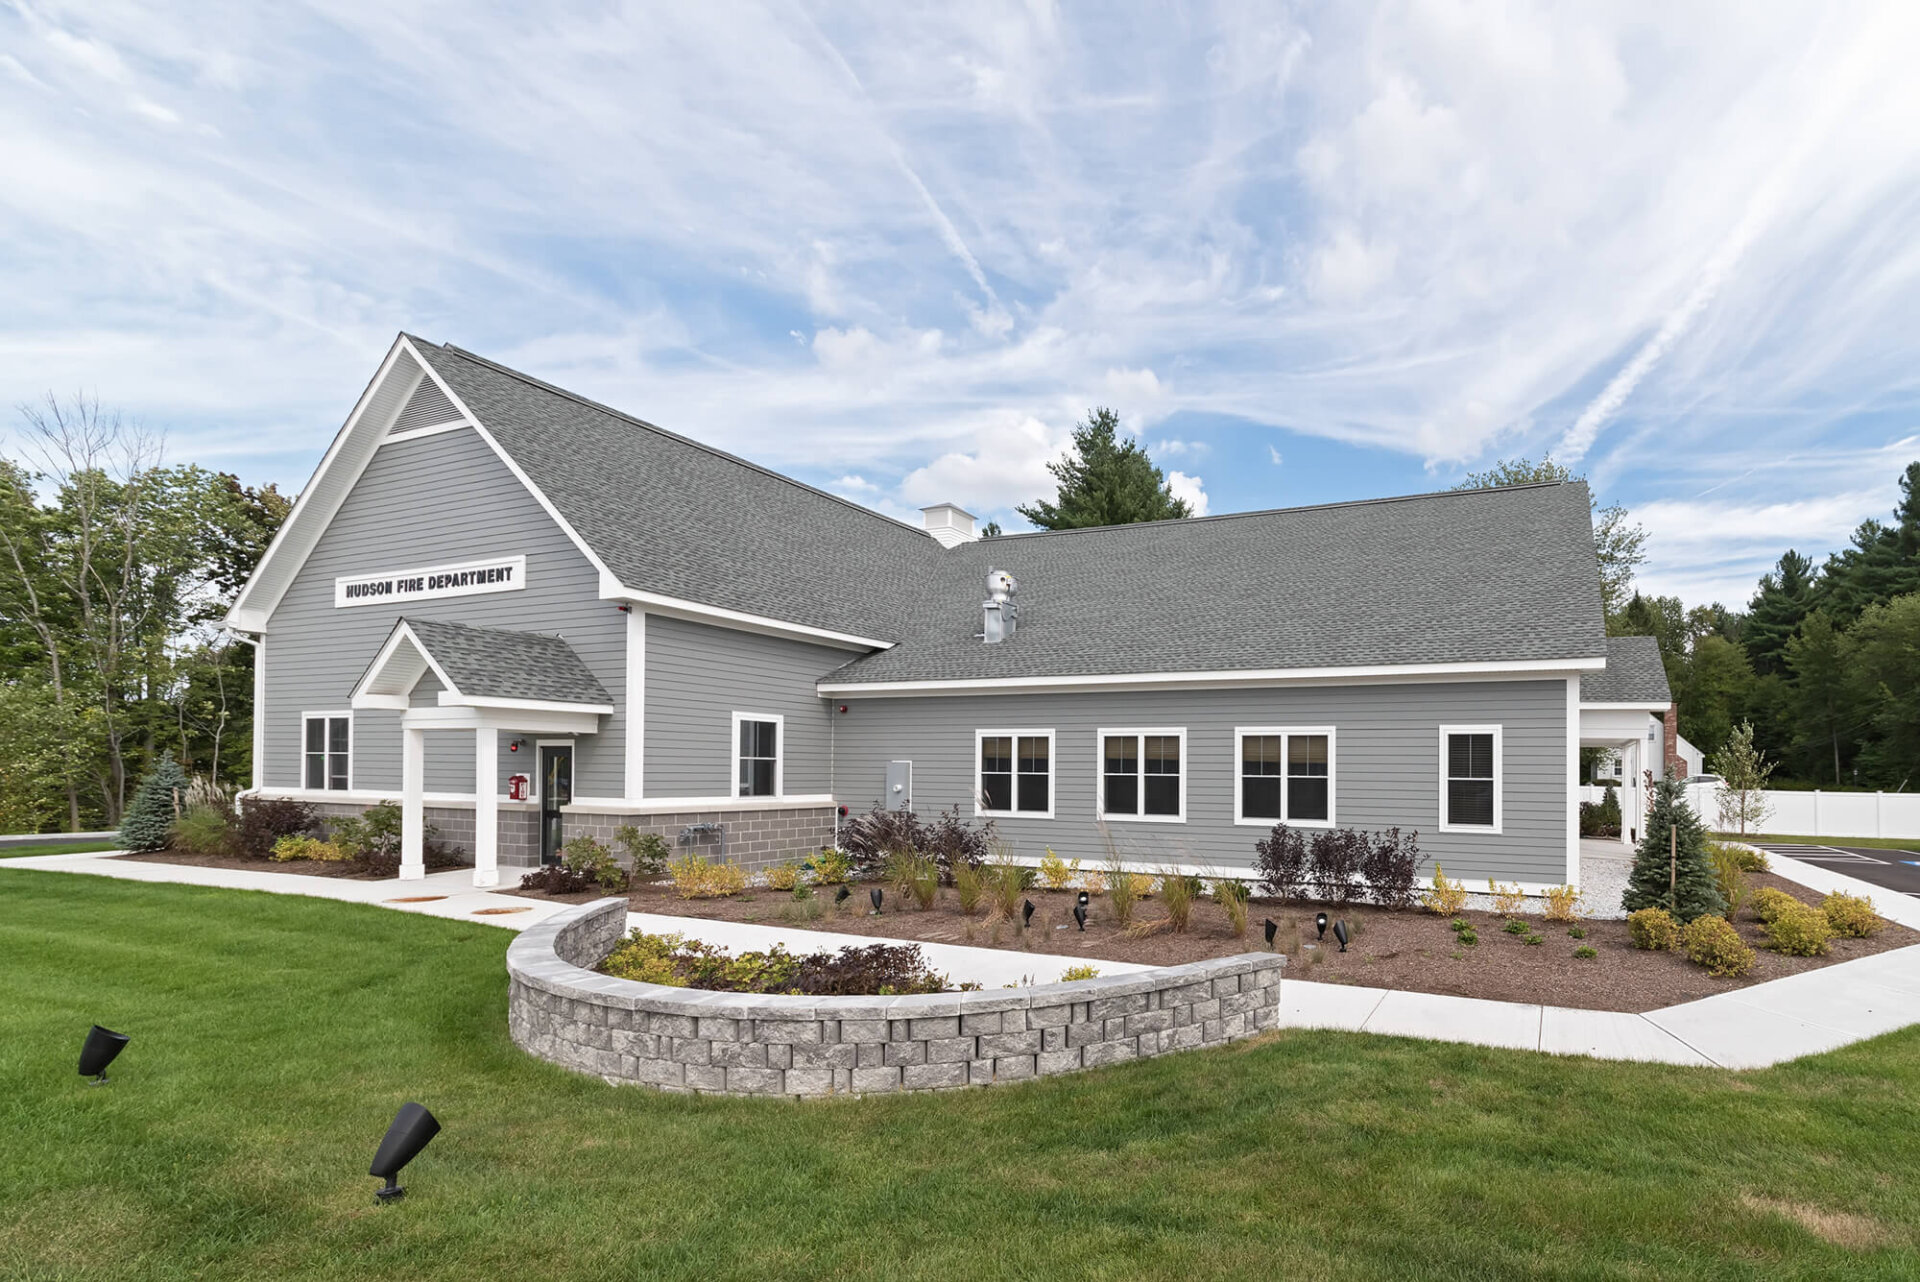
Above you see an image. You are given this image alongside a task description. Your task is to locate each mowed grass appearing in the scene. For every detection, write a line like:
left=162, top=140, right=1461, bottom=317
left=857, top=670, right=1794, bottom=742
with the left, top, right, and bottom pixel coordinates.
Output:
left=1722, top=832, right=1920, bottom=853
left=2, top=875, right=1918, bottom=1282
left=0, top=840, right=122, bottom=858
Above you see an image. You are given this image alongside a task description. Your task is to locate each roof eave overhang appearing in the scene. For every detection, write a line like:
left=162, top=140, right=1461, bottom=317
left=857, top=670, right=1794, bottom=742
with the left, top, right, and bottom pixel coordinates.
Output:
left=600, top=573, right=892, bottom=652
left=819, top=655, right=1607, bottom=698
left=1579, top=700, right=1671, bottom=712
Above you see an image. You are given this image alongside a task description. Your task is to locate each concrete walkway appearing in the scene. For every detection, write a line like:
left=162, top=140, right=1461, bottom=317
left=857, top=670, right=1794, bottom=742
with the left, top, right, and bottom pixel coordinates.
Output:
left=5, top=848, right=1916, bottom=1068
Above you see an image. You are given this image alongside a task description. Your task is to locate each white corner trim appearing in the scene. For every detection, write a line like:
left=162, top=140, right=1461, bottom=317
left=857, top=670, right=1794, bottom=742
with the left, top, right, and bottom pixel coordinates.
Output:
left=731, top=710, right=785, bottom=799
left=1566, top=676, right=1580, bottom=888
left=602, top=578, right=892, bottom=652
left=1439, top=723, right=1504, bottom=835
left=819, top=656, right=1606, bottom=697
left=1095, top=726, right=1188, bottom=824
left=625, top=608, right=646, bottom=801
left=974, top=728, right=1057, bottom=820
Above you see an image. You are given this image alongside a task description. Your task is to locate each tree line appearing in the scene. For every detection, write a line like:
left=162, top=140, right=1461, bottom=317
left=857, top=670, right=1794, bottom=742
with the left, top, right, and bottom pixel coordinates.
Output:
left=0, top=395, right=287, bottom=833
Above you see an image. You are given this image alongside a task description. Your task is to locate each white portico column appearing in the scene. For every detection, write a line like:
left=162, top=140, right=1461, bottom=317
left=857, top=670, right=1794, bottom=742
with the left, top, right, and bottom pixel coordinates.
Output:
left=473, top=727, right=499, bottom=888
left=401, top=724, right=426, bottom=881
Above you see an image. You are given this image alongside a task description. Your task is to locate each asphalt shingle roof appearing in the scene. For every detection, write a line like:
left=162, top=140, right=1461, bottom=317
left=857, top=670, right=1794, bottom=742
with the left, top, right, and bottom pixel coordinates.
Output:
left=1580, top=635, right=1672, bottom=705
left=400, top=617, right=612, bottom=706
left=406, top=338, right=1609, bottom=684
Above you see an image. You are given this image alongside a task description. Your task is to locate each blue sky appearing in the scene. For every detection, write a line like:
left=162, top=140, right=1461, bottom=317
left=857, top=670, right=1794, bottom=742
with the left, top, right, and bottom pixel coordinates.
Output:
left=4, top=2, right=1919, bottom=607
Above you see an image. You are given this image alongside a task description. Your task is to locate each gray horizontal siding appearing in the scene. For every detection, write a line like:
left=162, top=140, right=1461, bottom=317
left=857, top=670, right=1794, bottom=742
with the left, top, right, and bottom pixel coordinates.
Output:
left=643, top=614, right=845, bottom=798
left=262, top=427, right=624, bottom=798
left=830, top=679, right=1572, bottom=885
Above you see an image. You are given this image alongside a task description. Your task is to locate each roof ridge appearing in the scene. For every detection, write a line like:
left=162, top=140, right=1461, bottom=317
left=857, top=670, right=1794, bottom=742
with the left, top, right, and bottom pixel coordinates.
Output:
left=409, top=337, right=934, bottom=544
left=980, top=479, right=1584, bottom=543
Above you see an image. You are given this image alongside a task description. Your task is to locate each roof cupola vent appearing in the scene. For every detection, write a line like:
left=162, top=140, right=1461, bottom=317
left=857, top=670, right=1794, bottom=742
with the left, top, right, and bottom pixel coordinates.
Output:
left=921, top=503, right=978, bottom=548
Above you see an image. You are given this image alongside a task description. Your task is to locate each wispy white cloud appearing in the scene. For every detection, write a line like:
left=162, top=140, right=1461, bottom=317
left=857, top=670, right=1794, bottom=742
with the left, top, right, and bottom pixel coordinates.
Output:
left=1167, top=470, right=1210, bottom=517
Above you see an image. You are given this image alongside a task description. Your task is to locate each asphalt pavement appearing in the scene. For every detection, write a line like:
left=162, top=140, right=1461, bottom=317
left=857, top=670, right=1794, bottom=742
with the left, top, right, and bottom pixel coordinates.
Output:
left=1751, top=843, right=1920, bottom=899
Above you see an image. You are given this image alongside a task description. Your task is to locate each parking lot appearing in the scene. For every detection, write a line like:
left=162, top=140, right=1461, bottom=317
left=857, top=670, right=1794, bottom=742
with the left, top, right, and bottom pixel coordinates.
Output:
left=1751, top=843, right=1920, bottom=899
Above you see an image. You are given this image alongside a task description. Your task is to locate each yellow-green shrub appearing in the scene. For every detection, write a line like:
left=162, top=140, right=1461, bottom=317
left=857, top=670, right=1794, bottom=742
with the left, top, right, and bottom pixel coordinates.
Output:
left=270, top=834, right=349, bottom=863
left=1627, top=906, right=1679, bottom=951
left=1059, top=964, right=1100, bottom=982
left=1038, top=848, right=1080, bottom=890
left=1682, top=915, right=1755, bottom=978
left=1487, top=879, right=1525, bottom=917
left=1822, top=892, right=1882, bottom=938
left=1542, top=884, right=1582, bottom=923
left=1750, top=886, right=1802, bottom=924
left=807, top=848, right=852, bottom=885
left=1421, top=865, right=1468, bottom=916
left=1766, top=902, right=1833, bottom=956
left=668, top=854, right=749, bottom=899
left=763, top=861, right=803, bottom=892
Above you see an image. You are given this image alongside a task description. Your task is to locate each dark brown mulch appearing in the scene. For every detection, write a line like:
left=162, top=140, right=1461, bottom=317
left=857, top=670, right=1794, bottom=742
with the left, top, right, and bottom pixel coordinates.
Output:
left=117, top=850, right=471, bottom=881
left=507, top=870, right=1916, bottom=1013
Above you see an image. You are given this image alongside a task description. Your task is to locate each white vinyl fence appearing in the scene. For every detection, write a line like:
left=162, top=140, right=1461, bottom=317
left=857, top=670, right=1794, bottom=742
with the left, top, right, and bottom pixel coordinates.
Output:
left=1577, top=784, right=1920, bottom=840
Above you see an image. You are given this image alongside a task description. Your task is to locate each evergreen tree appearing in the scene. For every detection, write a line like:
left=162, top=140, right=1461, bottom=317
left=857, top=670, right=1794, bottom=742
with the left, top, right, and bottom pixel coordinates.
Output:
left=1623, top=772, right=1725, bottom=922
left=1786, top=612, right=1852, bottom=785
left=1846, top=592, right=1920, bottom=789
left=1821, top=462, right=1920, bottom=623
left=118, top=757, right=188, bottom=852
left=1742, top=550, right=1817, bottom=676
left=1679, top=634, right=1753, bottom=757
left=1016, top=408, right=1192, bottom=530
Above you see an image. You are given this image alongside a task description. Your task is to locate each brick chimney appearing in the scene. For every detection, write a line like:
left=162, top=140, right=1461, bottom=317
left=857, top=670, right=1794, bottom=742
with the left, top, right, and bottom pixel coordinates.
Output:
left=1663, top=704, right=1686, bottom=778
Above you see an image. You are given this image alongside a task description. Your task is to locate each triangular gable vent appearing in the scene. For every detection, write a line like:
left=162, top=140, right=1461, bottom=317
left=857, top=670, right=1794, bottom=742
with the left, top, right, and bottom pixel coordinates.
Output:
left=390, top=377, right=463, bottom=434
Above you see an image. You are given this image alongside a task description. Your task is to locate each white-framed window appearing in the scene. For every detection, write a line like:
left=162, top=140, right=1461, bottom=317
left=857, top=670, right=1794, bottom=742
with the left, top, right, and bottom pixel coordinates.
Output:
left=1440, top=725, right=1502, bottom=833
left=732, top=712, right=783, bottom=798
left=1235, top=727, right=1335, bottom=827
left=303, top=712, right=352, bottom=791
left=975, top=729, right=1054, bottom=818
left=1097, top=727, right=1186, bottom=822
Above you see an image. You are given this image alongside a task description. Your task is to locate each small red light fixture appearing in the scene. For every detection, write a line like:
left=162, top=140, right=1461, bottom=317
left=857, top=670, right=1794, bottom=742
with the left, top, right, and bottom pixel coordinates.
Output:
left=616, top=604, right=632, bottom=613
left=836, top=805, right=849, bottom=818
left=837, top=704, right=848, bottom=714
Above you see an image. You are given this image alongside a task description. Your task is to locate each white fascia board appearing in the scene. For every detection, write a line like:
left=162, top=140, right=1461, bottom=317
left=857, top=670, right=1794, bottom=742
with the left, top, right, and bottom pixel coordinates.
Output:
left=350, top=621, right=462, bottom=707
left=599, top=574, right=892, bottom=652
left=435, top=692, right=616, bottom=716
left=401, top=705, right=604, bottom=734
left=245, top=788, right=835, bottom=815
left=224, top=336, right=423, bottom=631
left=1578, top=700, right=1671, bottom=712
left=819, top=655, right=1607, bottom=697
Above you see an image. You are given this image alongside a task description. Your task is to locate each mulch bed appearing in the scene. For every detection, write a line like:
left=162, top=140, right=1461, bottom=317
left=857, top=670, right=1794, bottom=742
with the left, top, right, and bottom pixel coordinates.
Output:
left=117, top=850, right=472, bottom=881
left=508, top=870, right=1915, bottom=1013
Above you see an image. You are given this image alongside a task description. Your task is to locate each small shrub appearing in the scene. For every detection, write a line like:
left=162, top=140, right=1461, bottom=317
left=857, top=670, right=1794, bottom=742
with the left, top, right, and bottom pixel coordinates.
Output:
left=763, top=861, right=804, bottom=892
left=1487, top=880, right=1526, bottom=917
left=607, top=934, right=952, bottom=997
left=1728, top=843, right=1770, bottom=872
left=1707, top=842, right=1751, bottom=924
left=1766, top=902, right=1833, bottom=957
left=1253, top=823, right=1310, bottom=900
left=1681, top=914, right=1756, bottom=977
left=613, top=826, right=671, bottom=879
left=1107, top=870, right=1143, bottom=929
left=1542, top=884, right=1582, bottom=923
left=668, top=854, right=748, bottom=899
left=1080, top=869, right=1107, bottom=896
left=1059, top=964, right=1101, bottom=983
left=889, top=853, right=939, bottom=911
left=920, top=804, right=992, bottom=880
left=519, top=864, right=598, bottom=894
left=1523, top=933, right=1544, bottom=946
left=779, top=885, right=824, bottom=924
left=1360, top=827, right=1420, bottom=909
left=1573, top=945, right=1598, bottom=959
left=838, top=806, right=926, bottom=880
left=1456, top=927, right=1479, bottom=947
left=233, top=795, right=318, bottom=860
left=1750, top=886, right=1802, bottom=924
left=1310, top=828, right=1368, bottom=903
left=120, top=758, right=190, bottom=852
left=327, top=801, right=399, bottom=862
left=1158, top=872, right=1201, bottom=934
left=1038, top=848, right=1079, bottom=890
left=270, top=834, right=349, bottom=863
left=987, top=857, right=1030, bottom=922
left=1422, top=865, right=1468, bottom=916
left=1628, top=907, right=1679, bottom=951
left=171, top=803, right=234, bottom=855
left=1568, top=925, right=1587, bottom=940
left=1214, top=878, right=1251, bottom=937
left=1503, top=918, right=1528, bottom=936
left=806, top=848, right=852, bottom=885
left=1822, top=892, right=1882, bottom=938
left=1449, top=917, right=1471, bottom=934
left=563, top=835, right=629, bottom=891
left=952, top=859, right=986, bottom=915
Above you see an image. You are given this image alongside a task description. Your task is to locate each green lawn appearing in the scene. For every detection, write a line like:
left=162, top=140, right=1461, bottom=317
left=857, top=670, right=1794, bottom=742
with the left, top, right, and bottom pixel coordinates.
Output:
left=1721, top=832, right=1920, bottom=852
left=3, top=874, right=1917, bottom=1281
left=0, top=839, right=122, bottom=858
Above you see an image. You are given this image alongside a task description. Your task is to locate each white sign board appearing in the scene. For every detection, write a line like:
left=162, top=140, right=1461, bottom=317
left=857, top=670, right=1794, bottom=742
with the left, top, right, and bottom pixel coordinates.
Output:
left=334, top=555, right=527, bottom=609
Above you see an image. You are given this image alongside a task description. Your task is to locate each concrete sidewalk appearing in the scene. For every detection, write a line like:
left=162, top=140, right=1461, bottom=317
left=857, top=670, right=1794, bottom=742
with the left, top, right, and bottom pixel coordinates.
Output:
left=6, top=848, right=1916, bottom=1069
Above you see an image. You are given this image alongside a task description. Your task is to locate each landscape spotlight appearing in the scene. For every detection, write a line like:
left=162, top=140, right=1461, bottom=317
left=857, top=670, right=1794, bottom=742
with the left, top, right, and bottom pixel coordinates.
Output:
left=870, top=887, right=883, bottom=914
left=1073, top=904, right=1087, bottom=931
left=1333, top=920, right=1350, bottom=952
left=1315, top=912, right=1328, bottom=939
left=1263, top=919, right=1278, bottom=948
left=834, top=886, right=851, bottom=905
left=1022, top=899, right=1036, bottom=928
left=78, top=1025, right=129, bottom=1085
left=1076, top=890, right=1090, bottom=909
left=369, top=1102, right=440, bottom=1204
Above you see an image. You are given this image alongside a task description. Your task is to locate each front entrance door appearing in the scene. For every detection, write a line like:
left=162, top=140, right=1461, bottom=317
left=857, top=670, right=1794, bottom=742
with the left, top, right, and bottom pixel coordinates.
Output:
left=539, top=744, right=572, bottom=866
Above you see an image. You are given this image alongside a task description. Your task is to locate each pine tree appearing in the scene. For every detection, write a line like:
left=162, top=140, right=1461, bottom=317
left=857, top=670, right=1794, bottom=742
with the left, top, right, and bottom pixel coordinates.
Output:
left=1742, top=549, right=1817, bottom=676
left=118, top=757, right=189, bottom=852
left=1623, top=772, right=1725, bottom=922
left=1821, top=461, right=1920, bottom=623
left=1016, top=408, right=1192, bottom=530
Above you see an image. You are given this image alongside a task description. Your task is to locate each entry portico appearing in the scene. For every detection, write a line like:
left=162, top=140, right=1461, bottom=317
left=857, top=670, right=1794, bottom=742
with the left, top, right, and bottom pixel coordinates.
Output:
left=1578, top=635, right=1675, bottom=847
left=351, top=617, right=613, bottom=885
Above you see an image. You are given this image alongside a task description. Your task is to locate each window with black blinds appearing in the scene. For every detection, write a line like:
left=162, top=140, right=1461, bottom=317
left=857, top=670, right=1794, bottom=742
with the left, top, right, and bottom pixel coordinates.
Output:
left=1446, top=731, right=1495, bottom=827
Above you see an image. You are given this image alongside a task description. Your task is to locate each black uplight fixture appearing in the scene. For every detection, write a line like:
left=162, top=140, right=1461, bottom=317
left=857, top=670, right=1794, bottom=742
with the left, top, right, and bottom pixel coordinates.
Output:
left=1022, top=899, right=1036, bottom=928
left=370, top=1102, right=441, bottom=1204
left=78, top=1025, right=129, bottom=1085
left=1315, top=912, right=1328, bottom=939
left=834, top=886, right=851, bottom=905
left=1332, top=920, right=1350, bottom=952
left=1076, top=890, right=1090, bottom=909
left=1072, top=904, right=1087, bottom=931
left=1263, top=918, right=1278, bottom=948
left=869, top=887, right=883, bottom=914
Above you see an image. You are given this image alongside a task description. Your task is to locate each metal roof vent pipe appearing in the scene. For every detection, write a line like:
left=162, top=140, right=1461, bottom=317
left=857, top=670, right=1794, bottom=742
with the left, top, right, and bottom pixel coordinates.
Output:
left=981, top=567, right=1018, bottom=643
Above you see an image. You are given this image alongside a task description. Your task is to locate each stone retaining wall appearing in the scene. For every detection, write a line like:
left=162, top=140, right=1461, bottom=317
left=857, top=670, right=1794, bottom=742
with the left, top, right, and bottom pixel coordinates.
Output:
left=507, top=899, right=1285, bottom=1098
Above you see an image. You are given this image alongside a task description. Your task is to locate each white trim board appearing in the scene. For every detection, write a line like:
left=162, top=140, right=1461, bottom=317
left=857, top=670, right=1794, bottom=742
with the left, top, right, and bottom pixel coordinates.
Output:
left=820, top=656, right=1605, bottom=697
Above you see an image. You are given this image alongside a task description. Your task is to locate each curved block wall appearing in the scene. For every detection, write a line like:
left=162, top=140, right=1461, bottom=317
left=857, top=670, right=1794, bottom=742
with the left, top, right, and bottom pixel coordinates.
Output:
left=507, top=899, right=1285, bottom=1097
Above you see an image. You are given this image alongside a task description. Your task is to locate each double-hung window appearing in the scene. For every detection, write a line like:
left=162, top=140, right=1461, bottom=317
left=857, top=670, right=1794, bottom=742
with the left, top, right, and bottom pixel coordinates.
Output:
left=1099, top=729, right=1185, bottom=821
left=1440, top=726, right=1501, bottom=832
left=733, top=713, right=782, bottom=798
left=977, top=731, right=1053, bottom=817
left=1236, top=728, right=1334, bottom=826
left=303, top=713, right=351, bottom=791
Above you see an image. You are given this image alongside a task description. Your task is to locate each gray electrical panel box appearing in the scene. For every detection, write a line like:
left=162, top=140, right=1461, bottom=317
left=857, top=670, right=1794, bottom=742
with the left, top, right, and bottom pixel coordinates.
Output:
left=886, top=760, right=913, bottom=811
